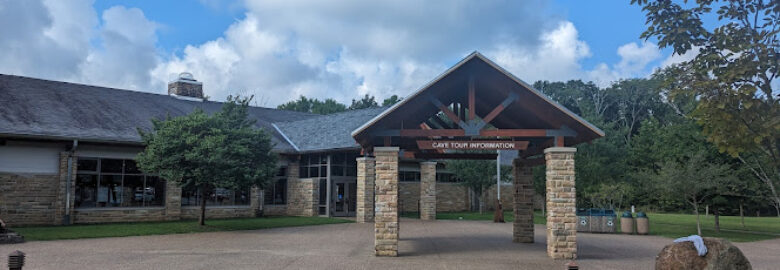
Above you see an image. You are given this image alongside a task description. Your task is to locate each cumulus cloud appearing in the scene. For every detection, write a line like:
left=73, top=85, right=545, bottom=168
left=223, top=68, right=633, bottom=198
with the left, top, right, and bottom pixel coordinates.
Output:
left=588, top=42, right=661, bottom=87
left=487, top=21, right=592, bottom=84
left=153, top=0, right=563, bottom=105
left=0, top=0, right=688, bottom=106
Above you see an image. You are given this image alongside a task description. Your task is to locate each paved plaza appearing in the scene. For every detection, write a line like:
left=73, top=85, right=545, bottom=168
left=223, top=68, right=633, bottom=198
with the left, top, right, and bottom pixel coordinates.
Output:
left=2, top=219, right=778, bottom=270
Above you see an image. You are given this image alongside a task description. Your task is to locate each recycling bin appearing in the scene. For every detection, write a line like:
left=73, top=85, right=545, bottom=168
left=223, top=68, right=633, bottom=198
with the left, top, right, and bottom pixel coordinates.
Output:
left=620, top=211, right=634, bottom=234
left=601, top=209, right=617, bottom=233
left=589, top=208, right=604, bottom=232
left=636, top=212, right=649, bottom=235
left=576, top=208, right=591, bottom=232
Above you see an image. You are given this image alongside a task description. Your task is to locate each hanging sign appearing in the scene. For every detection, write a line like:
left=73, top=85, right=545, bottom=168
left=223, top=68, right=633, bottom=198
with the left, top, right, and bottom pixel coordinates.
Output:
left=416, top=140, right=528, bottom=150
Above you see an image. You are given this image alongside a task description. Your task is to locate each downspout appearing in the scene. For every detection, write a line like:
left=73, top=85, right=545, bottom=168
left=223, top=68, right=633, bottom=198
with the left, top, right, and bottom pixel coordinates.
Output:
left=63, top=139, right=78, bottom=225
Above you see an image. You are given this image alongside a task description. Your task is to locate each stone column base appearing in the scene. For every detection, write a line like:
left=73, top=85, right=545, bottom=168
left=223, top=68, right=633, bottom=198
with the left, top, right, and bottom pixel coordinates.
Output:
left=512, top=158, right=534, bottom=243
left=420, top=161, right=436, bottom=221
left=545, top=147, right=577, bottom=259
left=374, top=147, right=399, bottom=257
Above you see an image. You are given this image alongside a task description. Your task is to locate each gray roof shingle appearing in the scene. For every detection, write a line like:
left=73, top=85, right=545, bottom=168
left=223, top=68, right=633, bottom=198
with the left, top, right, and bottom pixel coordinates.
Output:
left=0, top=74, right=318, bottom=153
left=273, top=106, right=388, bottom=152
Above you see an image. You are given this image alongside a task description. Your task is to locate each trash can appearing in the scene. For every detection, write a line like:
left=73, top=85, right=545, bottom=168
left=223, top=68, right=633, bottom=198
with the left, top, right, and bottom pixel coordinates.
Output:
left=602, top=209, right=617, bottom=233
left=589, top=208, right=604, bottom=232
left=620, top=211, right=634, bottom=234
left=636, top=211, right=649, bottom=235
left=576, top=208, right=590, bottom=232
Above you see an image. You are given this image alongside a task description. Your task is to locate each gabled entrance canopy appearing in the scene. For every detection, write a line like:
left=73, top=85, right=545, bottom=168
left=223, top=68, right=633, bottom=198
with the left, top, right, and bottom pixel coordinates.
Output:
left=351, top=52, right=604, bottom=159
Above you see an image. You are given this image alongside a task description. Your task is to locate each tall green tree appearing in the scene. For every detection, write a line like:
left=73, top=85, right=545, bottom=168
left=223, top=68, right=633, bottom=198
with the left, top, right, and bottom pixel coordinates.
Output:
left=277, top=96, right=347, bottom=115
left=136, top=96, right=278, bottom=225
left=382, top=95, right=402, bottom=106
left=639, top=150, right=737, bottom=235
left=349, top=94, right=379, bottom=110
left=634, top=0, right=780, bottom=215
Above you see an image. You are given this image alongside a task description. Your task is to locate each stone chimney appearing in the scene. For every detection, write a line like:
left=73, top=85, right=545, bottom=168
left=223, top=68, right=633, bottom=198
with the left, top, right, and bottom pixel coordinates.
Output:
left=168, top=72, right=203, bottom=99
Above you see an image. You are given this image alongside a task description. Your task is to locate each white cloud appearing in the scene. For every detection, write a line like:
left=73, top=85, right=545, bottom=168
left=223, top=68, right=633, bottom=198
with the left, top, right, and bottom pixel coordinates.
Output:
left=487, top=21, right=592, bottom=84
left=154, top=0, right=562, bottom=105
left=587, top=41, right=662, bottom=87
left=80, top=6, right=160, bottom=90
left=0, top=0, right=692, bottom=106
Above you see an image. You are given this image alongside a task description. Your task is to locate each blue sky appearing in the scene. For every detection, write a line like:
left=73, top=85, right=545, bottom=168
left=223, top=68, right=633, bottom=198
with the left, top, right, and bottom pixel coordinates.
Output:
left=0, top=0, right=696, bottom=106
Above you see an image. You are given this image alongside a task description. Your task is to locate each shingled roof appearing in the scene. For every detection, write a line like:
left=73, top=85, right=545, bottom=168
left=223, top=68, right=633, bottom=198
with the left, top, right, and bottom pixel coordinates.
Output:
left=272, top=106, right=387, bottom=153
left=0, top=74, right=319, bottom=153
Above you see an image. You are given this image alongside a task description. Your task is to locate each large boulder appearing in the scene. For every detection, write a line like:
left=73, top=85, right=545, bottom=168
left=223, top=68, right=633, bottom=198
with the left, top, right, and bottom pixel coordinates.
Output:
left=656, top=237, right=751, bottom=270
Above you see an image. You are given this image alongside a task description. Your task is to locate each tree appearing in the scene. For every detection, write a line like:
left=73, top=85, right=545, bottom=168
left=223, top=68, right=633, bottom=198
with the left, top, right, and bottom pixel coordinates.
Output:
left=640, top=151, right=736, bottom=235
left=448, top=159, right=510, bottom=214
left=312, top=98, right=348, bottom=114
left=349, top=94, right=379, bottom=110
left=136, top=96, right=278, bottom=225
left=634, top=0, right=780, bottom=216
left=277, top=96, right=347, bottom=115
left=382, top=95, right=402, bottom=106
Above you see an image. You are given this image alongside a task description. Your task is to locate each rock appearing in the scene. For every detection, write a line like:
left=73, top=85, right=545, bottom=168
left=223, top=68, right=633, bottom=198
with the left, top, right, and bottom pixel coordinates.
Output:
left=656, top=237, right=752, bottom=270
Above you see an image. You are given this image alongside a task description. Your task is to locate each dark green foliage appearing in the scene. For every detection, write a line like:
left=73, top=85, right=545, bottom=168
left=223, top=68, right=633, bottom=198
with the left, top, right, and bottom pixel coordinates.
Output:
left=349, top=94, right=379, bottom=110
left=382, top=95, right=402, bottom=106
left=276, top=96, right=348, bottom=115
left=633, top=0, right=780, bottom=215
left=136, top=96, right=277, bottom=225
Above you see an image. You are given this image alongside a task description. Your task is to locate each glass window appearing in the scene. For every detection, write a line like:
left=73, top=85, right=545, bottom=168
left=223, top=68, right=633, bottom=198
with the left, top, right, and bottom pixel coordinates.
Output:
left=100, top=159, right=123, bottom=173
left=399, top=171, right=421, bottom=182
left=77, top=158, right=98, bottom=172
left=181, top=186, right=251, bottom=206
left=75, top=158, right=165, bottom=208
left=318, top=178, right=327, bottom=205
left=74, top=174, right=97, bottom=208
left=264, top=178, right=287, bottom=205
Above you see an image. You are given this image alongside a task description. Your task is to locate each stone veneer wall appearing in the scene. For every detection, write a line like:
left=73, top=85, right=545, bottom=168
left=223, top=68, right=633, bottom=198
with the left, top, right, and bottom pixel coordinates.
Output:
left=512, top=159, right=534, bottom=243
left=545, top=147, right=577, bottom=259
left=398, top=182, right=500, bottom=213
left=285, top=162, right=319, bottom=217
left=419, top=162, right=436, bottom=220
left=356, top=157, right=375, bottom=223
left=374, top=147, right=399, bottom=257
left=0, top=173, right=59, bottom=225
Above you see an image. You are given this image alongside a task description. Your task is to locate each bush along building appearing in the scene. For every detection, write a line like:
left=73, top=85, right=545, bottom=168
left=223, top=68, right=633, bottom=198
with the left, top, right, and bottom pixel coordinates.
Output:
left=0, top=52, right=602, bottom=259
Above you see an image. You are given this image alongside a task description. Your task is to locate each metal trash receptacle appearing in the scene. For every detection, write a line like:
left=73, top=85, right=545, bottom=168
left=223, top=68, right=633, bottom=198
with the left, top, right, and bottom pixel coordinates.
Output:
left=620, top=211, right=634, bottom=234
left=602, top=209, right=617, bottom=233
left=576, top=208, right=590, bottom=232
left=636, top=212, right=649, bottom=235
left=589, top=208, right=604, bottom=232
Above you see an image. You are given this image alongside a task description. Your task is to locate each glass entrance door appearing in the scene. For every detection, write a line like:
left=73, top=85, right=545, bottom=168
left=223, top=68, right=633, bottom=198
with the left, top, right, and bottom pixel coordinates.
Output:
left=331, top=179, right=356, bottom=216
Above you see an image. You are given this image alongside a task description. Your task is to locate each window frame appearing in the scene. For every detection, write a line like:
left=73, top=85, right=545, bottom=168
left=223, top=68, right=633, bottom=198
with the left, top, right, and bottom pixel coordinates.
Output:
left=74, top=157, right=165, bottom=209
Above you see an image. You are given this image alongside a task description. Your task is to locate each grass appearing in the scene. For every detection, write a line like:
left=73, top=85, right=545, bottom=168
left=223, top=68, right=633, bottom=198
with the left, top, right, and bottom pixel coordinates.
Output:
left=14, top=216, right=352, bottom=241
left=401, top=210, right=780, bottom=242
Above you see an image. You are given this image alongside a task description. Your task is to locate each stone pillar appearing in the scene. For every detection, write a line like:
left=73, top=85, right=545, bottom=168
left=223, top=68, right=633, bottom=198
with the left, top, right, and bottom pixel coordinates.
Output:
left=251, top=186, right=262, bottom=217
left=165, top=180, right=182, bottom=220
left=420, top=161, right=436, bottom=221
left=513, top=158, right=534, bottom=243
left=356, top=157, right=376, bottom=223
left=374, top=147, right=399, bottom=257
left=544, top=147, right=577, bottom=259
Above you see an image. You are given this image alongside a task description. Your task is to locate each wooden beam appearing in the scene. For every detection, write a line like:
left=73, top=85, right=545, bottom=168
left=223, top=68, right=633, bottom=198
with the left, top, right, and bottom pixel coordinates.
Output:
left=399, top=129, right=466, bottom=137
left=481, top=92, right=519, bottom=125
left=429, top=96, right=462, bottom=125
left=479, top=129, right=547, bottom=137
left=468, top=78, right=476, bottom=121
left=413, top=153, right=498, bottom=160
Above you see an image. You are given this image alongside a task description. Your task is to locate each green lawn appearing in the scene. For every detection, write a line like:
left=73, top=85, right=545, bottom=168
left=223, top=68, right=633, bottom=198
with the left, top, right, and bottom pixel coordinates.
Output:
left=14, top=216, right=352, bottom=241
left=401, top=211, right=780, bottom=242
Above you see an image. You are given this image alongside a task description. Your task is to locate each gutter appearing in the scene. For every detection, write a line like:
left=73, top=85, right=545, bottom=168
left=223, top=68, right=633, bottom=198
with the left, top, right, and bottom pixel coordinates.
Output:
left=64, top=139, right=78, bottom=225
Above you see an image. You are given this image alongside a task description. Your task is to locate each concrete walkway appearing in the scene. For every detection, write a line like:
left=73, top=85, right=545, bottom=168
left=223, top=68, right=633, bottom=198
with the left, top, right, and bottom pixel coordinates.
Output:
left=1, top=218, right=778, bottom=269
